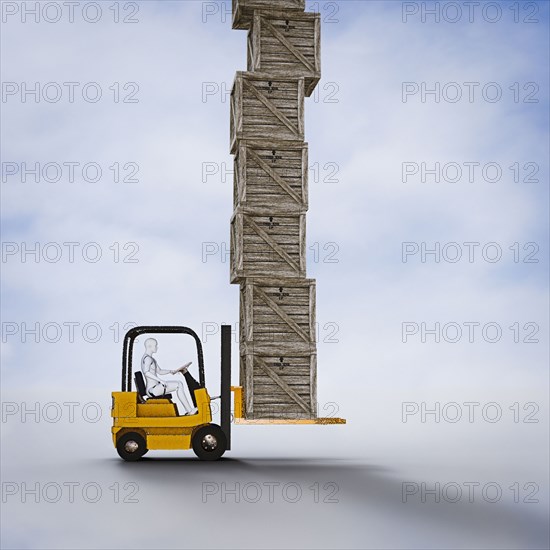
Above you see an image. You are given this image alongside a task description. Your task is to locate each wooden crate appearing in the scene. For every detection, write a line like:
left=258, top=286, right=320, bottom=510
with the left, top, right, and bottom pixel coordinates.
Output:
left=240, top=347, right=317, bottom=419
left=247, top=11, right=321, bottom=96
left=230, top=72, right=304, bottom=154
left=239, top=277, right=317, bottom=418
left=233, top=140, right=308, bottom=213
left=239, top=278, right=316, bottom=345
left=230, top=209, right=306, bottom=283
left=232, top=0, right=305, bottom=30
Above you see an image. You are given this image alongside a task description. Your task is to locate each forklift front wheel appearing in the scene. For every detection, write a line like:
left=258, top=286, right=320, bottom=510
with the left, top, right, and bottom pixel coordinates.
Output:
left=116, top=432, right=147, bottom=461
left=192, top=424, right=227, bottom=461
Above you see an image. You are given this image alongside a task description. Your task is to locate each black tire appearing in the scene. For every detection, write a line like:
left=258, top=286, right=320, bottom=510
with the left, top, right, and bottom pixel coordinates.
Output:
left=192, top=424, right=227, bottom=461
left=116, top=432, right=147, bottom=461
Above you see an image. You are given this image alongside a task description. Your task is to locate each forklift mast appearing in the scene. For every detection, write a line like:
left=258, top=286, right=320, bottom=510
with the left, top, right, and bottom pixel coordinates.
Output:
left=220, top=324, right=231, bottom=450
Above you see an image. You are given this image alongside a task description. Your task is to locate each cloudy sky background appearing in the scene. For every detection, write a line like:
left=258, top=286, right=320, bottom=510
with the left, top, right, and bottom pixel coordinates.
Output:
left=1, top=1, right=549, bottom=548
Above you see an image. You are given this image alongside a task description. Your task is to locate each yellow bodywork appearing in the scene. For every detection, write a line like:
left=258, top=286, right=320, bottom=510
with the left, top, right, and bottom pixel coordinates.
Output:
left=231, top=386, right=243, bottom=419
left=111, top=388, right=212, bottom=450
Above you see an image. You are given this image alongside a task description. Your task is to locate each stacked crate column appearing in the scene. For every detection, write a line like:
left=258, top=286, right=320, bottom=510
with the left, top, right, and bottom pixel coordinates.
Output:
left=230, top=0, right=321, bottom=419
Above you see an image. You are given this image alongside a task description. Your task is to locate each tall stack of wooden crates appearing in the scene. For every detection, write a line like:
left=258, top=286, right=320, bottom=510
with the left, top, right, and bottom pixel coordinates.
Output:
left=230, top=0, right=321, bottom=419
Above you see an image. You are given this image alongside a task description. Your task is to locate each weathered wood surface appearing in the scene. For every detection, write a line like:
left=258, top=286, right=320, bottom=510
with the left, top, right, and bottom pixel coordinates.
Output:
left=230, top=72, right=305, bottom=154
left=233, top=140, right=308, bottom=213
left=240, top=348, right=317, bottom=418
left=239, top=278, right=316, bottom=344
left=230, top=209, right=306, bottom=282
left=248, top=11, right=321, bottom=96
left=232, top=0, right=306, bottom=30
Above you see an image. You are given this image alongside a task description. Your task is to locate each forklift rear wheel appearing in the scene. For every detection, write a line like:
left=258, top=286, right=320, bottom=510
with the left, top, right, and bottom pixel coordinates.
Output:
left=117, top=432, right=147, bottom=461
left=192, top=424, right=227, bottom=461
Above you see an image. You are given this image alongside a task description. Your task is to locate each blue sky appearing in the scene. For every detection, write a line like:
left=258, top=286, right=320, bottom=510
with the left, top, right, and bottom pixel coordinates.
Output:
left=1, top=0, right=548, bottom=391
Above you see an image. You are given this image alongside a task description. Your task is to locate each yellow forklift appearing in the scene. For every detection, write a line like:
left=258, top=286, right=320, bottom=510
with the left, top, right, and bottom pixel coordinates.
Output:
left=111, top=325, right=237, bottom=461
left=112, top=325, right=344, bottom=460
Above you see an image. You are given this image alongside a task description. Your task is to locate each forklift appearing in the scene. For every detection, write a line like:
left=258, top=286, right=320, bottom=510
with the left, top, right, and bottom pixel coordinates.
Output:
left=111, top=325, right=237, bottom=461
left=112, top=324, right=345, bottom=461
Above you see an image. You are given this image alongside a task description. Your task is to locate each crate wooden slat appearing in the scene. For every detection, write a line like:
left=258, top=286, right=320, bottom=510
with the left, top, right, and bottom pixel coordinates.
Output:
left=248, top=11, right=321, bottom=96
left=232, top=0, right=305, bottom=30
left=233, top=140, right=308, bottom=213
left=240, top=347, right=317, bottom=418
left=230, top=209, right=306, bottom=283
left=230, top=72, right=304, bottom=154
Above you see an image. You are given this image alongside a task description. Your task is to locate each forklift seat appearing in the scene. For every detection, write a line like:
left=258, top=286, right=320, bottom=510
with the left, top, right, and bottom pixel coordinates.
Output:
left=134, top=371, right=172, bottom=400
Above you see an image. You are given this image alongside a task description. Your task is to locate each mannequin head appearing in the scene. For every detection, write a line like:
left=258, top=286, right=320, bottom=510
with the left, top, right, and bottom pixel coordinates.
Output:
left=144, top=338, right=158, bottom=355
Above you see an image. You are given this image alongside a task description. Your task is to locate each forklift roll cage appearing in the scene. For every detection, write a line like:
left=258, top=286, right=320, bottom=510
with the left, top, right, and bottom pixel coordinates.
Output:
left=121, top=326, right=206, bottom=392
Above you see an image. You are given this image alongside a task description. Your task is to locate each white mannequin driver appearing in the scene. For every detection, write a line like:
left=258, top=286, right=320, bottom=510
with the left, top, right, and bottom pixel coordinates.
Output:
left=141, top=338, right=198, bottom=416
